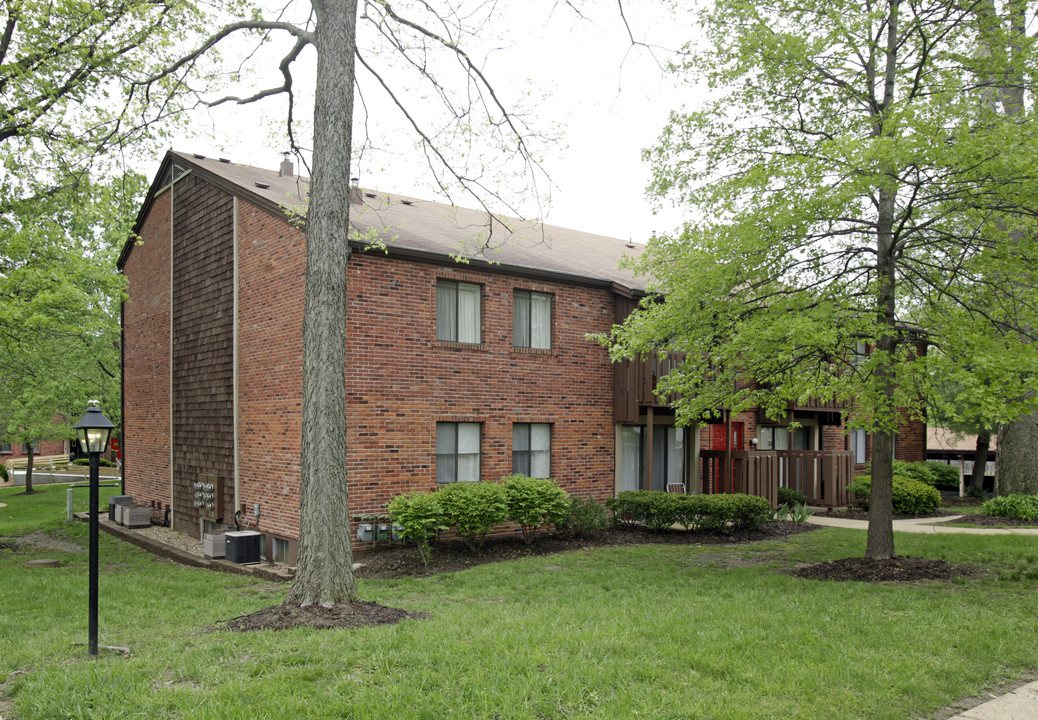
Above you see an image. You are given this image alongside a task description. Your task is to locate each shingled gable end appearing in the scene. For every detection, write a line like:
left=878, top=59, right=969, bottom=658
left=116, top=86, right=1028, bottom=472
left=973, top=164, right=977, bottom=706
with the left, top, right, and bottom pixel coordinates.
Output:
left=119, top=151, right=922, bottom=564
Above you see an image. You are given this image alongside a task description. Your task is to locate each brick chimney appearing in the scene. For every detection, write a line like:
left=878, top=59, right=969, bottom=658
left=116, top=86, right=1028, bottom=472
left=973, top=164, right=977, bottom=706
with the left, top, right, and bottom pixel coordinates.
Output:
left=279, top=152, right=293, bottom=178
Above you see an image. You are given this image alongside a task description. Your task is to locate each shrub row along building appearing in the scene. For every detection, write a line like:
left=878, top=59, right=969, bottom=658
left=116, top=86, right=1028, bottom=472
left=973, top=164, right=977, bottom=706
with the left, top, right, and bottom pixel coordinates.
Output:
left=118, top=151, right=925, bottom=563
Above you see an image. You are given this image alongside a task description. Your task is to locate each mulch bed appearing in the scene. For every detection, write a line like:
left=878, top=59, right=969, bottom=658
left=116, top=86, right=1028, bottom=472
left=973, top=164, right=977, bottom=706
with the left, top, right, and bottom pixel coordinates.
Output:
left=791, top=556, right=987, bottom=583
left=948, top=514, right=1038, bottom=527
left=353, top=522, right=819, bottom=580
left=218, top=601, right=429, bottom=632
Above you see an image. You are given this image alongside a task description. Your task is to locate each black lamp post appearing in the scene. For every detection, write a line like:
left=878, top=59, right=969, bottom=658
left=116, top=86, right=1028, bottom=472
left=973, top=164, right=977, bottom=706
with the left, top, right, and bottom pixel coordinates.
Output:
left=73, top=401, right=114, bottom=657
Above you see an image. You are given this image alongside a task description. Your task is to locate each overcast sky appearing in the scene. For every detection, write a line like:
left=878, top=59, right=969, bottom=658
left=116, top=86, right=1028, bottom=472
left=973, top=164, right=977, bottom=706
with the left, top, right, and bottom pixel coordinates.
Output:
left=154, top=0, right=699, bottom=243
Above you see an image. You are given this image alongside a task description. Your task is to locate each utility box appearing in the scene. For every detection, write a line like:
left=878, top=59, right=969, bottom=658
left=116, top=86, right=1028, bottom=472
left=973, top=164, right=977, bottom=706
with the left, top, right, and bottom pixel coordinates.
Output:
left=108, top=495, right=132, bottom=522
left=120, top=504, right=151, bottom=528
left=192, top=475, right=224, bottom=523
left=225, top=531, right=261, bottom=564
left=203, top=532, right=226, bottom=559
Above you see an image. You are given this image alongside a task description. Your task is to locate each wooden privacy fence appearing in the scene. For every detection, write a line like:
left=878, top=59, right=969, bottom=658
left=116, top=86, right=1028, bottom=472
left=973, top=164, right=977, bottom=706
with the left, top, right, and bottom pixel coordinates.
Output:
left=699, top=449, right=854, bottom=508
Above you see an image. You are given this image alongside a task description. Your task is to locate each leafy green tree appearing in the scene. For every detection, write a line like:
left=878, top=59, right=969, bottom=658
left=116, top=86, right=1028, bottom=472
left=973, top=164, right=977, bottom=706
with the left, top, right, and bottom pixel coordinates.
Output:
left=607, top=0, right=1038, bottom=559
left=0, top=176, right=139, bottom=491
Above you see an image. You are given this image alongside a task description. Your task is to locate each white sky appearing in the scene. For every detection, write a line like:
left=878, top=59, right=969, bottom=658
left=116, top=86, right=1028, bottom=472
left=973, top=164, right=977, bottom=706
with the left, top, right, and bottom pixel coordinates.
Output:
left=154, top=0, right=700, bottom=243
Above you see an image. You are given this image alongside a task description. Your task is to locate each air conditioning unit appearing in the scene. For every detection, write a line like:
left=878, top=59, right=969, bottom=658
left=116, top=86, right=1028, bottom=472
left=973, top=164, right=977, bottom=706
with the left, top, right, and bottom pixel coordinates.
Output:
left=224, top=530, right=261, bottom=564
left=203, top=532, right=226, bottom=559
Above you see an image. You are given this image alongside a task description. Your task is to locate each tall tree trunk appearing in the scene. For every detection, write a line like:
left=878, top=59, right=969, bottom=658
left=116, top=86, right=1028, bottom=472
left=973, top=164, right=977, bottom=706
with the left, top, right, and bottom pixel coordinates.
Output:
left=996, top=414, right=1038, bottom=495
left=25, top=444, right=35, bottom=493
left=865, top=0, right=900, bottom=560
left=286, top=0, right=360, bottom=607
left=968, top=430, right=990, bottom=493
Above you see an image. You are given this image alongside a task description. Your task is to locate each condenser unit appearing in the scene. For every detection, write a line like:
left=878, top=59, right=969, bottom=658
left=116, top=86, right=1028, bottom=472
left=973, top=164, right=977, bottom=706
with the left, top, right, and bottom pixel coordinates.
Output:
left=224, top=530, right=261, bottom=564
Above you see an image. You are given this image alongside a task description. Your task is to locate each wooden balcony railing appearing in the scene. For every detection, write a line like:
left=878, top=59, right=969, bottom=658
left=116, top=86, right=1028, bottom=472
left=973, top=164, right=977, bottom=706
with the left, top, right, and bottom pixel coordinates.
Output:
left=699, top=449, right=854, bottom=508
left=614, top=352, right=685, bottom=423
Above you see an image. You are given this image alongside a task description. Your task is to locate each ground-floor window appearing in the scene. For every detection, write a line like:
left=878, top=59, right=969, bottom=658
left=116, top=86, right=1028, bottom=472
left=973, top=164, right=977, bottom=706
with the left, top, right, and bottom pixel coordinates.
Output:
left=0, top=443, right=10, bottom=453
left=619, top=425, right=686, bottom=492
left=512, top=423, right=550, bottom=477
left=436, top=422, right=481, bottom=483
left=849, top=428, right=866, bottom=464
left=759, top=424, right=815, bottom=451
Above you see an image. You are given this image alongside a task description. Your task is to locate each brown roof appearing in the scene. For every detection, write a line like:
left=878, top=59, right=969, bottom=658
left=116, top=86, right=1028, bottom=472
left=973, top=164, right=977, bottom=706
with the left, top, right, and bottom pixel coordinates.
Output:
left=927, top=427, right=997, bottom=453
left=123, top=150, right=648, bottom=293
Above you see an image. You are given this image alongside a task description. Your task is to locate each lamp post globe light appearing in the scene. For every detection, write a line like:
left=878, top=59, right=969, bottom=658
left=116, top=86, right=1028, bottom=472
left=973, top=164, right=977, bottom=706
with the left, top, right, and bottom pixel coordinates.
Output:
left=72, top=401, right=115, bottom=657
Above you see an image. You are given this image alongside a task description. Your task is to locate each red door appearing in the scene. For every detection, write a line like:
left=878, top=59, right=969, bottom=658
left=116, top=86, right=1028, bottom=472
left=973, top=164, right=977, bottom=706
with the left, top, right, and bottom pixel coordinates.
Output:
left=709, top=422, right=744, bottom=493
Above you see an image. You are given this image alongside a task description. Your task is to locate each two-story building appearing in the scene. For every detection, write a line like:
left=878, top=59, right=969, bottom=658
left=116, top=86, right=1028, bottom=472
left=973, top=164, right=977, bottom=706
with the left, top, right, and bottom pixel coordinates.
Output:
left=118, top=151, right=921, bottom=563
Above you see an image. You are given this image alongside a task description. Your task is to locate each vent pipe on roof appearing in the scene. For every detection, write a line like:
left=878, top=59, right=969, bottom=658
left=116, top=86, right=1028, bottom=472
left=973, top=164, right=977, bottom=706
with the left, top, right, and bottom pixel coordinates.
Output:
left=349, top=177, right=363, bottom=205
left=279, top=152, right=294, bottom=178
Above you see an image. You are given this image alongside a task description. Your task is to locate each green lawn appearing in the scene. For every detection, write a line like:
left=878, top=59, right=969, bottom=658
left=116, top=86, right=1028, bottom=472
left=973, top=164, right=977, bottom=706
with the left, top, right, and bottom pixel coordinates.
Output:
left=1, top=486, right=1036, bottom=720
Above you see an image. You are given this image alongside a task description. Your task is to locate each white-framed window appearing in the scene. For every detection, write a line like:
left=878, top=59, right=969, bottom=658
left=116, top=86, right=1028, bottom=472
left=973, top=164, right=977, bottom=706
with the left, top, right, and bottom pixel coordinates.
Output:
left=513, top=423, right=551, bottom=477
left=436, top=422, right=481, bottom=483
left=850, top=428, right=866, bottom=464
left=437, top=280, right=481, bottom=344
left=513, top=290, right=552, bottom=349
left=0, top=443, right=10, bottom=453
left=759, top=425, right=814, bottom=450
left=619, top=425, right=686, bottom=493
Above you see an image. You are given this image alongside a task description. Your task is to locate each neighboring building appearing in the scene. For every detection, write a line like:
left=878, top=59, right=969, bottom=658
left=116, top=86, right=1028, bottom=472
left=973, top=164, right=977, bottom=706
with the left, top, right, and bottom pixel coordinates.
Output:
left=1, top=440, right=67, bottom=463
left=118, top=151, right=919, bottom=562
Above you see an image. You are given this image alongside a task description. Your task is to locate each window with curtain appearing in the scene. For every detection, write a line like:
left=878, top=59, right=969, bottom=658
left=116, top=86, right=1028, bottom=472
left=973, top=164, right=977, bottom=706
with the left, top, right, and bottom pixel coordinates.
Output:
left=850, top=428, right=866, bottom=464
left=620, top=425, right=686, bottom=492
left=513, top=290, right=551, bottom=349
left=437, top=280, right=481, bottom=344
left=512, top=423, right=551, bottom=477
left=436, top=422, right=481, bottom=483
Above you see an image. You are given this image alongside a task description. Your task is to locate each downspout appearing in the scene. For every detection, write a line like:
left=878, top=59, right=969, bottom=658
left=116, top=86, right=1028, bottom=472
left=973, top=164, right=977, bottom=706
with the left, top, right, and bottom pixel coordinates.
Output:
left=120, top=299, right=126, bottom=496
left=169, top=177, right=175, bottom=528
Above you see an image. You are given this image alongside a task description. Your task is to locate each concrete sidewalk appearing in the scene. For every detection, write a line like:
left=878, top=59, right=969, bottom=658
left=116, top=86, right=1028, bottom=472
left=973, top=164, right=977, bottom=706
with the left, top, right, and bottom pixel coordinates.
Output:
left=943, top=678, right=1038, bottom=720
left=807, top=514, right=1038, bottom=536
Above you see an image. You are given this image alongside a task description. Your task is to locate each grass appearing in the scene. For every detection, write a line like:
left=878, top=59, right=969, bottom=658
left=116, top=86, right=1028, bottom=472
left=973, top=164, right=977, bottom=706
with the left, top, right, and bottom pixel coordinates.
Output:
left=2, top=486, right=1037, bottom=720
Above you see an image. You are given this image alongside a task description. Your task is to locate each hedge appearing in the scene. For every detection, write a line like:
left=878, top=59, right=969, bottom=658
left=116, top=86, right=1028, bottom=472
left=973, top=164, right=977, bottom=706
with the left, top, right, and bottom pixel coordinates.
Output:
left=605, top=491, right=771, bottom=534
left=386, top=491, right=448, bottom=565
left=435, top=481, right=509, bottom=551
left=501, top=475, right=571, bottom=544
left=845, top=474, right=942, bottom=515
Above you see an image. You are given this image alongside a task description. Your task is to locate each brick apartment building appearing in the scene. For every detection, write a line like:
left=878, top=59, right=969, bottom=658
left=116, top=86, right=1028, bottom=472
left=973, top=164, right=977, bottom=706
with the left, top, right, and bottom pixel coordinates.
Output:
left=118, top=150, right=924, bottom=563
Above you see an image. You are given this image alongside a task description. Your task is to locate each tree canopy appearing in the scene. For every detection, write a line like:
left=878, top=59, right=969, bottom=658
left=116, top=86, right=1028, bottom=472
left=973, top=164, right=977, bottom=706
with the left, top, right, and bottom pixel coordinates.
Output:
left=607, top=0, right=1038, bottom=557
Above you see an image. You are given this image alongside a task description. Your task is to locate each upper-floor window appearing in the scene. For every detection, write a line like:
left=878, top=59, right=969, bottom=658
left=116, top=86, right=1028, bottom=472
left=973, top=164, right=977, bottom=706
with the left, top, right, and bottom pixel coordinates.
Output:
left=437, top=280, right=481, bottom=344
left=512, top=423, right=551, bottom=477
left=513, top=290, right=551, bottom=349
left=0, top=443, right=11, bottom=453
left=436, top=422, right=481, bottom=483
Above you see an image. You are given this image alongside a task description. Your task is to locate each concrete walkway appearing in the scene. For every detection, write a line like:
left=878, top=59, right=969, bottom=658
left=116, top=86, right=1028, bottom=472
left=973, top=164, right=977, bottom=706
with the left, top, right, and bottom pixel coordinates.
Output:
left=807, top=513, right=1038, bottom=536
left=943, top=678, right=1038, bottom=720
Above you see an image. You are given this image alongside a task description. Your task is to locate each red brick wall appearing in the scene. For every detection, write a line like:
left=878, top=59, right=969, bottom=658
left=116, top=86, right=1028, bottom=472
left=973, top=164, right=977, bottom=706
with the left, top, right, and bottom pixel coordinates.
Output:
left=234, top=203, right=617, bottom=541
left=122, top=190, right=172, bottom=511
left=235, top=202, right=305, bottom=540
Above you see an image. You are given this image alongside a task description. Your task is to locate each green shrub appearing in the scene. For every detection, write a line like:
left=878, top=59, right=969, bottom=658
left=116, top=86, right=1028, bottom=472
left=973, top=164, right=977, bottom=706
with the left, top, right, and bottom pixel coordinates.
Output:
left=965, top=485, right=987, bottom=500
left=436, top=481, right=508, bottom=551
left=606, top=491, right=771, bottom=534
left=981, top=494, right=1038, bottom=521
left=846, top=474, right=941, bottom=515
left=777, top=487, right=808, bottom=507
left=0, top=464, right=7, bottom=482
left=72, top=457, right=117, bottom=467
left=925, top=461, right=961, bottom=489
left=387, top=491, right=449, bottom=565
left=501, top=474, right=571, bottom=544
left=605, top=491, right=650, bottom=529
left=554, top=495, right=609, bottom=537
